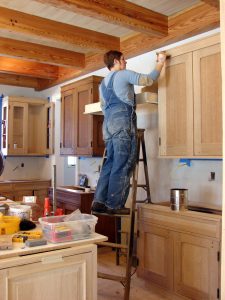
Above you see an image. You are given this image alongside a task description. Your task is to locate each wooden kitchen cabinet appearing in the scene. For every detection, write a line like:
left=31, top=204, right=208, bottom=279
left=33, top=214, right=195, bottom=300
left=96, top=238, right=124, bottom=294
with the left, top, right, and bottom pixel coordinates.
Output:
left=137, top=204, right=221, bottom=300
left=1, top=249, right=94, bottom=300
left=0, top=236, right=106, bottom=300
left=1, top=96, right=54, bottom=156
left=158, top=33, right=222, bottom=157
left=137, top=222, right=173, bottom=291
left=0, top=180, right=51, bottom=203
left=60, top=76, right=104, bottom=156
left=174, top=232, right=219, bottom=300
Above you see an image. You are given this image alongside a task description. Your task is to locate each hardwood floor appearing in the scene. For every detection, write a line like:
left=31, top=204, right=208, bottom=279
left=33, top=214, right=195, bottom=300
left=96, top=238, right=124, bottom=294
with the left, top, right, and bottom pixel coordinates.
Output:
left=97, top=248, right=184, bottom=300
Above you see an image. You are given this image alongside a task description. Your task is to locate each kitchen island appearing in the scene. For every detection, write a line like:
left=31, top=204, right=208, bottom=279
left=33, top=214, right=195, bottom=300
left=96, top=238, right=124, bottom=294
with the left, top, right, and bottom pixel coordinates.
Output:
left=0, top=233, right=107, bottom=300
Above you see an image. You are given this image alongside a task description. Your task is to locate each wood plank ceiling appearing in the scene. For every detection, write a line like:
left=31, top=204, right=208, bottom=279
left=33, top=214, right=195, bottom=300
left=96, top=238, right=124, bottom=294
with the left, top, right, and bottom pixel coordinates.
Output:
left=0, top=0, right=220, bottom=91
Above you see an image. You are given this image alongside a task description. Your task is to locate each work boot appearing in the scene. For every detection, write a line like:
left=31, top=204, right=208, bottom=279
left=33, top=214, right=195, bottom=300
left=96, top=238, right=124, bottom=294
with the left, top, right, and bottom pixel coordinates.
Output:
left=91, top=202, right=107, bottom=213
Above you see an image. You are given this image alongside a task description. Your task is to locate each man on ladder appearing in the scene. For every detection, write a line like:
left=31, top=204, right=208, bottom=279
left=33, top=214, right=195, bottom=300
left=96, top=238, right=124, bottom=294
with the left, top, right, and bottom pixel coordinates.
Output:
left=91, top=50, right=166, bottom=215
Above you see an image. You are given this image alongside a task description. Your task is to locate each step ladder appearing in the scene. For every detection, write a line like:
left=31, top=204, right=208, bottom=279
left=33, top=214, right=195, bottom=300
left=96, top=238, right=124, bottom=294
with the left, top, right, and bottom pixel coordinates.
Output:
left=94, top=129, right=151, bottom=300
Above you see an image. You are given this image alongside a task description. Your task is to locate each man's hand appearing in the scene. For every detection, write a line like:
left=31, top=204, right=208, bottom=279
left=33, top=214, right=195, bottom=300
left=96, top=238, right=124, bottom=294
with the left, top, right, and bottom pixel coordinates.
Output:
left=156, top=51, right=167, bottom=64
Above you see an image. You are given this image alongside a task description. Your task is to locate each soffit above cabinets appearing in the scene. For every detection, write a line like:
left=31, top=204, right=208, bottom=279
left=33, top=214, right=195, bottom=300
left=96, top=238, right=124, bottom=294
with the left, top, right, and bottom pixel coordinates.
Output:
left=0, top=0, right=219, bottom=90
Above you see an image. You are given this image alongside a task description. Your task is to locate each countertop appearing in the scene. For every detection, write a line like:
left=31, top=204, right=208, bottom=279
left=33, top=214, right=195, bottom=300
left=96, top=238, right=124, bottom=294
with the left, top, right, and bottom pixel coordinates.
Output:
left=0, top=179, right=50, bottom=183
left=0, top=233, right=107, bottom=259
left=52, top=185, right=95, bottom=194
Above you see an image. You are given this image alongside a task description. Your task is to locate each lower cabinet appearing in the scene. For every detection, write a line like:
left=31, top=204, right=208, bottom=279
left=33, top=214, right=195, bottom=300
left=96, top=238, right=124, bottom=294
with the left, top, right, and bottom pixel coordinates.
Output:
left=137, top=222, right=173, bottom=290
left=174, top=233, right=220, bottom=300
left=0, top=244, right=98, bottom=300
left=0, top=180, right=51, bottom=220
left=137, top=205, right=221, bottom=300
left=0, top=180, right=51, bottom=203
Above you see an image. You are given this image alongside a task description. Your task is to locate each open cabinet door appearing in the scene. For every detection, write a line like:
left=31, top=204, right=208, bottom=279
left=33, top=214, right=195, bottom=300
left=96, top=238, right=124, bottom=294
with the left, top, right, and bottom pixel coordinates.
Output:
left=0, top=151, right=4, bottom=175
left=45, top=102, right=54, bottom=155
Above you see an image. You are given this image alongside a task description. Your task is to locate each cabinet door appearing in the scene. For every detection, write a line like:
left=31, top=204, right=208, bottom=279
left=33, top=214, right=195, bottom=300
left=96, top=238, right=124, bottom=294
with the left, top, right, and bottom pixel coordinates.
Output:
left=60, top=89, right=76, bottom=155
left=174, top=233, right=220, bottom=300
left=158, top=53, right=193, bottom=156
left=75, top=84, right=93, bottom=156
left=1, top=250, right=96, bottom=300
left=8, top=102, right=28, bottom=155
left=45, top=102, right=54, bottom=155
left=137, top=222, right=173, bottom=290
left=1, top=102, right=9, bottom=156
left=193, top=44, right=222, bottom=156
left=93, top=115, right=105, bottom=156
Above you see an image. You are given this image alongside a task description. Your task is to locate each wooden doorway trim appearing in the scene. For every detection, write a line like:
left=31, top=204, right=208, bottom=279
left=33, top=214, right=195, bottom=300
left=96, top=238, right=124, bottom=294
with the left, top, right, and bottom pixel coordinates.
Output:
left=221, top=0, right=225, bottom=298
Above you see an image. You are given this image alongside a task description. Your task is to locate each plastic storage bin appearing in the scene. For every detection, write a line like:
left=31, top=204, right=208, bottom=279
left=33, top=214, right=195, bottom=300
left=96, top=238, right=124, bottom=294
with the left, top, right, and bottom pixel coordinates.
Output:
left=39, top=214, right=98, bottom=243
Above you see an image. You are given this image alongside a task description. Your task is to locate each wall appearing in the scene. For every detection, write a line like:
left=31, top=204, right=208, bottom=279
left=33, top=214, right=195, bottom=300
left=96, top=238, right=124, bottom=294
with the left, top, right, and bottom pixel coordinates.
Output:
left=0, top=28, right=222, bottom=207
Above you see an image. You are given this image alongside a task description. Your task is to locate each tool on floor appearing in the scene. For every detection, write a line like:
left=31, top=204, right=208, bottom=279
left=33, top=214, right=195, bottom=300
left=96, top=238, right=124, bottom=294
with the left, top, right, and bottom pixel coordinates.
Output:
left=93, top=129, right=151, bottom=300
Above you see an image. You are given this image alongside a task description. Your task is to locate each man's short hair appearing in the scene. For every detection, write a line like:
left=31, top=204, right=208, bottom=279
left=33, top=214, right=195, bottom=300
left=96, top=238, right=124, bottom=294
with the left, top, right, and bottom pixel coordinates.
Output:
left=104, top=50, right=123, bottom=70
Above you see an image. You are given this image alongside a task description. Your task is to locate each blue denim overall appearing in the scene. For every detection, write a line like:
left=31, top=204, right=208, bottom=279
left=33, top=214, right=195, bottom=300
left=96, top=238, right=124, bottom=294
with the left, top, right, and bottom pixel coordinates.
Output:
left=93, top=72, right=137, bottom=209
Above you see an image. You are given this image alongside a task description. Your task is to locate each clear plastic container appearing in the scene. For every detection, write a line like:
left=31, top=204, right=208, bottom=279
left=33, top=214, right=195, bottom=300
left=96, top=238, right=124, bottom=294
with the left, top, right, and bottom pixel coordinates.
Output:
left=39, top=214, right=98, bottom=243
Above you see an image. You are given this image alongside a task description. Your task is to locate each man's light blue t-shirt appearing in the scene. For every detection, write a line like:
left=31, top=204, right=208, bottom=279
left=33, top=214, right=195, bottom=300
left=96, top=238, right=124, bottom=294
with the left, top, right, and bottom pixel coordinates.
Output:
left=100, top=69, right=160, bottom=110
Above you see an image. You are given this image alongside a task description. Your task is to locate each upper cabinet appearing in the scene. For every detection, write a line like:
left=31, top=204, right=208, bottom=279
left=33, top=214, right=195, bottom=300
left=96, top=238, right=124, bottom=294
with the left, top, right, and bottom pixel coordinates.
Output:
left=158, top=34, right=222, bottom=158
left=1, top=96, right=54, bottom=156
left=60, top=76, right=104, bottom=156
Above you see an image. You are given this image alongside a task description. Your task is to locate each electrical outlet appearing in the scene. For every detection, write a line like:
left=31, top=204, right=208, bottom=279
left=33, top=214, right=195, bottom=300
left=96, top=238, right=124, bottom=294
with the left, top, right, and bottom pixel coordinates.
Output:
left=209, top=172, right=215, bottom=181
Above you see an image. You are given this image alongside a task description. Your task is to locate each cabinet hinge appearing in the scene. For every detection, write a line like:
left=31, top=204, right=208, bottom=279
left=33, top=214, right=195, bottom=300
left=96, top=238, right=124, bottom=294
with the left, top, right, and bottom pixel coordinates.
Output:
left=60, top=142, right=62, bottom=148
left=90, top=141, right=93, bottom=147
left=217, top=288, right=220, bottom=299
left=159, top=137, right=161, bottom=146
left=217, top=251, right=220, bottom=262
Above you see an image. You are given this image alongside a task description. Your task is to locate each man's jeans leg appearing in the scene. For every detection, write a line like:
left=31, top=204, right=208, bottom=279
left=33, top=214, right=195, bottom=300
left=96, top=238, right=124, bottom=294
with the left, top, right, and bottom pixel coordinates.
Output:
left=106, top=131, right=137, bottom=209
left=93, top=139, right=113, bottom=205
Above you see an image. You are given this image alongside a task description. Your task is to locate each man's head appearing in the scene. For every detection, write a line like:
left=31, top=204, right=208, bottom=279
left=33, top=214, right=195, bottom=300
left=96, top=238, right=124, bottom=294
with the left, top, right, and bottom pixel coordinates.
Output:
left=104, top=50, right=127, bottom=71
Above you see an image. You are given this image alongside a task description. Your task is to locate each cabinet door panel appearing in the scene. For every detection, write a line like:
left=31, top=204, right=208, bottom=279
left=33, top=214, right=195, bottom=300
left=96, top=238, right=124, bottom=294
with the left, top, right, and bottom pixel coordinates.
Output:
left=93, top=115, right=104, bottom=155
left=174, top=233, right=220, bottom=300
left=158, top=53, right=193, bottom=156
left=75, top=84, right=93, bottom=155
left=193, top=44, right=222, bottom=156
left=137, top=222, right=173, bottom=290
left=60, top=89, right=76, bottom=155
left=5, top=251, right=95, bottom=300
left=8, top=102, right=28, bottom=155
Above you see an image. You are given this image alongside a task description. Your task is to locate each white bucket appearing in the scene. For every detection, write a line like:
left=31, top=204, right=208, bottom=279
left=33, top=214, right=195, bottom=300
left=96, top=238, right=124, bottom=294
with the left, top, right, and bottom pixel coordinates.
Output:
left=9, top=205, right=31, bottom=219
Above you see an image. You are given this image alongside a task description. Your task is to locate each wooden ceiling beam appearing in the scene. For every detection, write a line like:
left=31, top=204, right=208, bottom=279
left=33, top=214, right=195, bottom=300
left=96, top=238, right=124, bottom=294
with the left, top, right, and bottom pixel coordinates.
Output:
left=122, top=3, right=220, bottom=58
left=0, top=6, right=120, bottom=52
left=201, top=1, right=219, bottom=9
left=0, top=73, right=39, bottom=89
left=34, top=0, right=168, bottom=36
left=0, top=57, right=59, bottom=79
left=37, top=3, right=219, bottom=90
left=0, top=36, right=85, bottom=68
